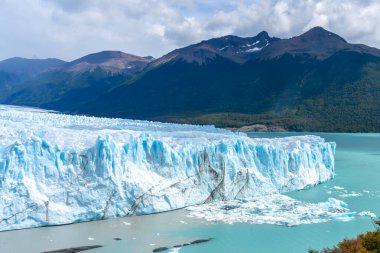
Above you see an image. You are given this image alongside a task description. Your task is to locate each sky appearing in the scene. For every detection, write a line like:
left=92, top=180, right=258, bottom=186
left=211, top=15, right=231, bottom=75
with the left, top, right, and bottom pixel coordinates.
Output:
left=1, top=0, right=380, bottom=61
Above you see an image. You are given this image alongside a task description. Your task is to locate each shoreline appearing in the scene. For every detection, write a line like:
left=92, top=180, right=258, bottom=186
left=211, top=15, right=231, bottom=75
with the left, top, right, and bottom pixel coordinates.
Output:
left=226, top=124, right=287, bottom=132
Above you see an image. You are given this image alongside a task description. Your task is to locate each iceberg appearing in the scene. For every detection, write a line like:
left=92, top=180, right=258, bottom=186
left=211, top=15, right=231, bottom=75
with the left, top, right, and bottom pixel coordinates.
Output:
left=0, top=105, right=335, bottom=231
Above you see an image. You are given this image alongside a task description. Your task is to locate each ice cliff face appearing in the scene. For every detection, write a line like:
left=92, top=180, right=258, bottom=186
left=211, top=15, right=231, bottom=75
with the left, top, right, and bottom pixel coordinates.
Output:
left=0, top=105, right=335, bottom=231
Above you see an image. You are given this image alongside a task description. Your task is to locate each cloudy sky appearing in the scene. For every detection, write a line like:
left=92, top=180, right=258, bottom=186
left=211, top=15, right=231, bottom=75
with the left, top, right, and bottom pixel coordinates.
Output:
left=1, top=0, right=380, bottom=61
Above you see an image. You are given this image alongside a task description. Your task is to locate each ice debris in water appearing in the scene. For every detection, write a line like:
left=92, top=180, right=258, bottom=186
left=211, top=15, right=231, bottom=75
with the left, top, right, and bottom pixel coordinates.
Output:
left=339, top=192, right=363, bottom=198
left=168, top=248, right=181, bottom=253
left=187, top=195, right=356, bottom=226
left=319, top=198, right=348, bottom=209
left=0, top=105, right=336, bottom=231
left=358, top=211, right=377, bottom=218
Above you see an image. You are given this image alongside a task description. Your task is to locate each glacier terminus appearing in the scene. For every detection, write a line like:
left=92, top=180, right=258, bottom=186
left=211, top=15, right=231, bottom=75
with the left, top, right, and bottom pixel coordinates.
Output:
left=0, top=105, right=336, bottom=231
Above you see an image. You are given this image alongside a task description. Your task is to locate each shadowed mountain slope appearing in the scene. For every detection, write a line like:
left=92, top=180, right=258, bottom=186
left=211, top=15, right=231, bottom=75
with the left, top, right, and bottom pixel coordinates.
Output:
left=3, top=27, right=380, bottom=132
left=78, top=28, right=380, bottom=132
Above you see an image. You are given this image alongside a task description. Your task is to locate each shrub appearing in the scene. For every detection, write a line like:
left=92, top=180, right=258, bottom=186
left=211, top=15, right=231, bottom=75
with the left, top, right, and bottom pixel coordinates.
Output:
left=309, top=218, right=380, bottom=253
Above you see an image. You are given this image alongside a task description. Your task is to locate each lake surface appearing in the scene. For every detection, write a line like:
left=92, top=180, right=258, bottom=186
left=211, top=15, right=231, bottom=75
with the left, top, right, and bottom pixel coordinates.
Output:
left=1, top=133, right=379, bottom=253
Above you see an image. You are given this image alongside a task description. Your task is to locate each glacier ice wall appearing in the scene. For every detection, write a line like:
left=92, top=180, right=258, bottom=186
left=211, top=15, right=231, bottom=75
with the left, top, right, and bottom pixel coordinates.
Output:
left=0, top=105, right=335, bottom=231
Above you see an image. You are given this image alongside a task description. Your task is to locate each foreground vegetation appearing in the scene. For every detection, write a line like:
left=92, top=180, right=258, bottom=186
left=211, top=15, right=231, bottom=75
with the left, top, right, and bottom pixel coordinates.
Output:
left=309, top=219, right=380, bottom=253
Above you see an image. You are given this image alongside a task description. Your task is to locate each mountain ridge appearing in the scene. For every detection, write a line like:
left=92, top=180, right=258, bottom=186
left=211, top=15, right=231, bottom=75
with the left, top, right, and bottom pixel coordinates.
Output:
left=0, top=50, right=154, bottom=111
left=148, top=30, right=279, bottom=68
left=63, top=50, right=153, bottom=74
left=258, top=26, right=380, bottom=60
left=0, top=57, right=67, bottom=76
left=2, top=27, right=380, bottom=132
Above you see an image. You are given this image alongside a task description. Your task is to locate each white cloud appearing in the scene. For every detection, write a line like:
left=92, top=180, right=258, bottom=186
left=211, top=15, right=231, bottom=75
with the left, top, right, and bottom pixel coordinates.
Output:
left=0, top=0, right=380, bottom=61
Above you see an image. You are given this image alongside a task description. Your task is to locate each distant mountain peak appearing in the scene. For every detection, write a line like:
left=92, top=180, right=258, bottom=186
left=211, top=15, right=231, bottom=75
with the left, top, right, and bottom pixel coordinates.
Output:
left=0, top=57, right=66, bottom=76
left=306, top=26, right=333, bottom=34
left=64, top=50, right=152, bottom=74
left=307, top=26, right=328, bottom=33
left=150, top=31, right=279, bottom=67
left=70, top=50, right=146, bottom=64
left=143, top=56, right=155, bottom=61
left=256, top=31, right=270, bottom=38
left=257, top=26, right=380, bottom=60
left=301, top=26, right=347, bottom=43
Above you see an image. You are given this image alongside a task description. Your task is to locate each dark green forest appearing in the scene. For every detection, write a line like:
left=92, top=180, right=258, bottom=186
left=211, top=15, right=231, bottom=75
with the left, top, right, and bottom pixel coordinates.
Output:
left=81, top=52, right=380, bottom=132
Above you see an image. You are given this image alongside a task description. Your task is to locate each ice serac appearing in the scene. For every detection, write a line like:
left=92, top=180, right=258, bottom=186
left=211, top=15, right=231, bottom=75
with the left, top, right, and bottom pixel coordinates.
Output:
left=0, top=105, right=335, bottom=231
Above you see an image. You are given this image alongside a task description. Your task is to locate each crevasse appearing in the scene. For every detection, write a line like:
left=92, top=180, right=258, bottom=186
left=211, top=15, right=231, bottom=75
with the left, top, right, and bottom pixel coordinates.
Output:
left=0, top=105, right=335, bottom=231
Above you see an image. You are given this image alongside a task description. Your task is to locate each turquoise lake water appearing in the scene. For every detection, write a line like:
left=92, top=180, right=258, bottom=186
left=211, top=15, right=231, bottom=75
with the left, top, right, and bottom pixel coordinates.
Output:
left=0, top=133, right=379, bottom=253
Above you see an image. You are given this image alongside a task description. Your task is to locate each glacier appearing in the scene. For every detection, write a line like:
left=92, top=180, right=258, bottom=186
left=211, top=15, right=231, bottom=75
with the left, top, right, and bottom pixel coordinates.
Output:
left=0, top=105, right=335, bottom=231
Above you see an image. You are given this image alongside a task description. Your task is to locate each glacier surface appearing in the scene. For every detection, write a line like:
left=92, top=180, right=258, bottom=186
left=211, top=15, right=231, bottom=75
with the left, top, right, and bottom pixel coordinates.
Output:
left=0, top=105, right=336, bottom=231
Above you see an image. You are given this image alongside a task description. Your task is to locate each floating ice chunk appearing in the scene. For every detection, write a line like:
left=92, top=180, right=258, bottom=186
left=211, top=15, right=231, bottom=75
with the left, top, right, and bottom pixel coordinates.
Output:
left=358, top=211, right=376, bottom=218
left=123, top=222, right=131, bottom=226
left=330, top=212, right=356, bottom=222
left=88, top=237, right=94, bottom=240
left=319, top=198, right=348, bottom=210
left=331, top=186, right=345, bottom=190
left=339, top=192, right=362, bottom=198
left=169, top=248, right=181, bottom=253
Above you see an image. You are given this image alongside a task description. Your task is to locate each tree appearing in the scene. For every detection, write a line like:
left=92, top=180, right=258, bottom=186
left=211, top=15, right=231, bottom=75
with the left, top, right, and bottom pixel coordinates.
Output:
left=374, top=217, right=380, bottom=228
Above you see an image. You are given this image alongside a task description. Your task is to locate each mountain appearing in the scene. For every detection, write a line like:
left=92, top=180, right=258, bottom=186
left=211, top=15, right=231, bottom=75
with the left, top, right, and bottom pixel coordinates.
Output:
left=77, top=31, right=281, bottom=117
left=258, top=26, right=380, bottom=60
left=3, top=27, right=380, bottom=132
left=0, top=57, right=66, bottom=76
left=150, top=31, right=279, bottom=68
left=0, top=51, right=153, bottom=111
left=0, top=57, right=66, bottom=95
left=78, top=27, right=380, bottom=132
left=63, top=50, right=152, bottom=74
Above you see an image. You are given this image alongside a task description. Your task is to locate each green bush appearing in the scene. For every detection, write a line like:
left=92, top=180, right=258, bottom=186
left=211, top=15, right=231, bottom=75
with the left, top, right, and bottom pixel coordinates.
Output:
left=362, top=230, right=380, bottom=253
